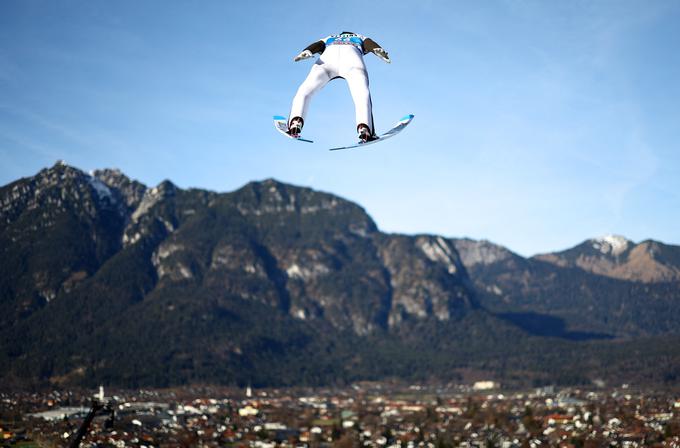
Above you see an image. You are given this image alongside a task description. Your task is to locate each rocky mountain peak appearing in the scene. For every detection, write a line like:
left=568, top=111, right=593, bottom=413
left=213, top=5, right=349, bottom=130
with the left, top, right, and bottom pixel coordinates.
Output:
left=1, top=162, right=123, bottom=227
left=590, top=234, right=631, bottom=257
left=30, top=162, right=95, bottom=198
left=93, top=168, right=147, bottom=210
left=233, top=179, right=378, bottom=237
left=130, top=181, right=176, bottom=221
left=44, top=160, right=86, bottom=179
left=534, top=236, right=680, bottom=283
left=0, top=163, right=130, bottom=316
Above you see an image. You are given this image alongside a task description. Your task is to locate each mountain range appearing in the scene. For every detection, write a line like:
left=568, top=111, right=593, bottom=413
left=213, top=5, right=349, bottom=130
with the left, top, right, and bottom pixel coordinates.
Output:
left=2, top=162, right=680, bottom=389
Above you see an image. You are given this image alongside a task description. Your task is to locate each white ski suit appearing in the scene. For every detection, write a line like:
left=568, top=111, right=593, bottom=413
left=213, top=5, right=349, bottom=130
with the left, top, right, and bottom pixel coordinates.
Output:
left=289, top=32, right=388, bottom=136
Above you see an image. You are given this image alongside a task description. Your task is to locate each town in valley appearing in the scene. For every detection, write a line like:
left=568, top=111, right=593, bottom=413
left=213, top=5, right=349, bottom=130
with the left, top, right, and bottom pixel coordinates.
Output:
left=2, top=381, right=680, bottom=447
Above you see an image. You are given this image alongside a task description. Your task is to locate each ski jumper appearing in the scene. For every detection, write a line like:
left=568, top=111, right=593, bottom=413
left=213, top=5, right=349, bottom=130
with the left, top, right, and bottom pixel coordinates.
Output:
left=289, top=33, right=387, bottom=136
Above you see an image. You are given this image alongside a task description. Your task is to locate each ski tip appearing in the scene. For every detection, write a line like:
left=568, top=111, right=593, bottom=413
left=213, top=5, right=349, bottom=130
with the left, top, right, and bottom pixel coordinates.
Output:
left=401, top=114, right=414, bottom=121
left=273, top=115, right=287, bottom=121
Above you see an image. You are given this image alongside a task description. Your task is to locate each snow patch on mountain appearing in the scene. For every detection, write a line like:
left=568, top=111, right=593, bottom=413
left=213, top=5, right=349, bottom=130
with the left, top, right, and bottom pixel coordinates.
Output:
left=592, top=235, right=630, bottom=256
left=87, top=175, right=114, bottom=201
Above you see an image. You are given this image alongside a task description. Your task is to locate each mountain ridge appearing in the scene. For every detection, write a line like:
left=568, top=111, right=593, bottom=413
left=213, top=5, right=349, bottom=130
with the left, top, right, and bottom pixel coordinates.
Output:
left=3, top=162, right=680, bottom=389
left=534, top=235, right=680, bottom=283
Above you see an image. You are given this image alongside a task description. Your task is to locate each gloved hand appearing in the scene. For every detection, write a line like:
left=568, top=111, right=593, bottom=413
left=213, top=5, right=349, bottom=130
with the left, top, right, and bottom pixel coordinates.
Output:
left=293, top=50, right=313, bottom=62
left=373, top=48, right=391, bottom=63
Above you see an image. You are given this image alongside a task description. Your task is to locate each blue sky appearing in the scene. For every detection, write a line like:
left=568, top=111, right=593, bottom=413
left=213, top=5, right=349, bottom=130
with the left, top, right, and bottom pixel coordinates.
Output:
left=1, top=0, right=679, bottom=256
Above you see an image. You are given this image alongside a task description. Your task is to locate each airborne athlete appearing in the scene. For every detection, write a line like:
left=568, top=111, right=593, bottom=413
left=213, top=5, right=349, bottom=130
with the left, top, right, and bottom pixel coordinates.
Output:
left=287, top=31, right=391, bottom=143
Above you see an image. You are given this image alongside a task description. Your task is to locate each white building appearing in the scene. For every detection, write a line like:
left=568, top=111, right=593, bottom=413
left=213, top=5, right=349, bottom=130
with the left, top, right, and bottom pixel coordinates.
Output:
left=473, top=381, right=499, bottom=391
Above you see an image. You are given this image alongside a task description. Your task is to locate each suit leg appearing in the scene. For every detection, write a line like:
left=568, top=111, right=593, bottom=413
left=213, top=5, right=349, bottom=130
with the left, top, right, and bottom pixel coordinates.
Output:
left=344, top=67, right=374, bottom=134
left=289, top=64, right=331, bottom=127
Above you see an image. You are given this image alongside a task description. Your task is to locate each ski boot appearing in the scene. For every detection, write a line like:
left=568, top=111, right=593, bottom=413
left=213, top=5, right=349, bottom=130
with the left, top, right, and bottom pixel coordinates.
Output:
left=288, top=117, right=304, bottom=137
left=358, top=123, right=378, bottom=143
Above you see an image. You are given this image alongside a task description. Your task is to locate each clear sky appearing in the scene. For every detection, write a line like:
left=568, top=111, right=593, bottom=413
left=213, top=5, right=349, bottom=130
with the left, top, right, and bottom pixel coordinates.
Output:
left=2, top=0, right=679, bottom=256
